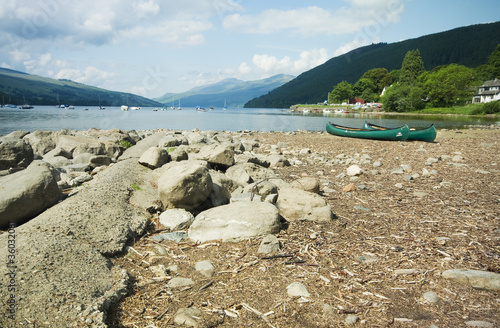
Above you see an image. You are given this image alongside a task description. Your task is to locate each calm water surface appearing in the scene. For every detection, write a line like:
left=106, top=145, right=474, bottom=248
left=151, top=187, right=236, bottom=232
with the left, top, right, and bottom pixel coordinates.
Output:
left=0, top=106, right=498, bottom=135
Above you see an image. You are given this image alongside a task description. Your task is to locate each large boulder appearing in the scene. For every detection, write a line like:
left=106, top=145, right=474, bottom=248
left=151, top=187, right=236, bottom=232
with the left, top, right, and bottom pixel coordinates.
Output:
left=195, top=143, right=235, bottom=168
left=0, top=137, right=34, bottom=170
left=209, top=170, right=241, bottom=206
left=276, top=187, right=333, bottom=222
left=225, top=162, right=277, bottom=186
left=57, top=135, right=106, bottom=158
left=23, top=130, right=58, bottom=155
left=158, top=161, right=212, bottom=210
left=188, top=202, right=280, bottom=242
left=0, top=161, right=60, bottom=227
left=139, top=147, right=169, bottom=169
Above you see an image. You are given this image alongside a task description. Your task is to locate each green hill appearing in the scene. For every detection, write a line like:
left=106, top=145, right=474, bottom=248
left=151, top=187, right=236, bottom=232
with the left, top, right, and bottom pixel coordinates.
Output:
left=244, top=21, right=500, bottom=108
left=0, top=68, right=162, bottom=107
left=154, top=74, right=295, bottom=108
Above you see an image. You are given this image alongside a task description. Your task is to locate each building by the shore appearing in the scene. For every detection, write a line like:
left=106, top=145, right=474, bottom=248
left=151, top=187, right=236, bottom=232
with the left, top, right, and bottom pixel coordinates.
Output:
left=473, top=79, right=500, bottom=103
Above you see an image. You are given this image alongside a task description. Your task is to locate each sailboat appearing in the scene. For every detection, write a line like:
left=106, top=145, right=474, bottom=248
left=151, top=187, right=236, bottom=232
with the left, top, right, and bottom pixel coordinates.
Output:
left=178, top=98, right=182, bottom=110
left=223, top=98, right=227, bottom=110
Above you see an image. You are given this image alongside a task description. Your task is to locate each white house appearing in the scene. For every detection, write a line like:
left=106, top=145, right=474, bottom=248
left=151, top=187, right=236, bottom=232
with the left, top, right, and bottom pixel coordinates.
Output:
left=473, top=79, right=500, bottom=103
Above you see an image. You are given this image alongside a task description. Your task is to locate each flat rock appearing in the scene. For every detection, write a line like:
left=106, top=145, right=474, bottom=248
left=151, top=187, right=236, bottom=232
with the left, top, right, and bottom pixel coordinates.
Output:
left=138, top=146, right=169, bottom=169
left=188, top=202, right=280, bottom=243
left=258, top=234, right=281, bottom=254
left=0, top=136, right=34, bottom=170
left=442, top=269, right=500, bottom=291
left=290, top=176, right=320, bottom=193
left=276, top=187, right=333, bottom=222
left=286, top=282, right=310, bottom=297
left=159, top=208, right=195, bottom=230
left=174, top=307, right=202, bottom=327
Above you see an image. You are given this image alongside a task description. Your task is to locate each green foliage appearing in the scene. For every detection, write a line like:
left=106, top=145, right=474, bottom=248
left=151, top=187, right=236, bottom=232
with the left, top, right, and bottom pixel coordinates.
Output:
left=381, top=84, right=425, bottom=112
left=131, top=183, right=142, bottom=191
left=399, top=50, right=425, bottom=85
left=119, top=140, right=133, bottom=149
left=421, top=64, right=479, bottom=107
left=471, top=101, right=500, bottom=114
left=360, top=68, right=393, bottom=94
left=488, top=44, right=500, bottom=78
left=329, top=81, right=353, bottom=103
left=245, top=22, right=500, bottom=108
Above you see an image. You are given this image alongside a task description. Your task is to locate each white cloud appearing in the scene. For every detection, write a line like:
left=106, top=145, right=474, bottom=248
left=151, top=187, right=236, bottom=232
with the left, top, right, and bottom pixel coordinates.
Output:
left=54, top=66, right=118, bottom=86
left=223, top=1, right=408, bottom=36
left=334, top=36, right=380, bottom=57
left=238, top=62, right=251, bottom=74
left=248, top=48, right=329, bottom=75
left=133, top=0, right=160, bottom=18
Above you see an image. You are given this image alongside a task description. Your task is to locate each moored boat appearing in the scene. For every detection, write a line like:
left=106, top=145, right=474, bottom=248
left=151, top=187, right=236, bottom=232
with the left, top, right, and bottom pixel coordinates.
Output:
left=363, top=121, right=436, bottom=142
left=326, top=122, right=409, bottom=141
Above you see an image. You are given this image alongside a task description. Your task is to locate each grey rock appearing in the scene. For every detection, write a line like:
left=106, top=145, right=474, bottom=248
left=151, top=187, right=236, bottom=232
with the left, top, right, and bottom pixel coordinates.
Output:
left=168, top=277, right=195, bottom=289
left=151, top=231, right=188, bottom=242
left=346, top=165, right=363, bottom=176
left=276, top=187, right=332, bottom=222
left=90, top=155, right=113, bottom=167
left=442, top=269, right=500, bottom=291
left=209, top=169, right=241, bottom=207
left=174, top=307, right=202, bottom=327
left=225, top=162, right=277, bottom=185
left=290, top=176, right=320, bottom=193
left=0, top=136, right=34, bottom=170
left=195, top=143, right=235, bottom=168
left=267, top=154, right=290, bottom=168
left=423, top=291, right=440, bottom=303
left=23, top=130, right=57, bottom=155
left=258, top=234, right=281, bottom=254
left=0, top=161, right=60, bottom=227
left=169, top=146, right=189, bottom=162
left=188, top=202, right=280, bottom=243
left=158, top=160, right=212, bottom=210
left=139, top=146, right=169, bottom=169
left=159, top=208, right=195, bottom=230
left=345, top=314, right=360, bottom=325
left=286, top=282, right=310, bottom=297
left=465, top=321, right=494, bottom=327
left=195, top=260, right=216, bottom=277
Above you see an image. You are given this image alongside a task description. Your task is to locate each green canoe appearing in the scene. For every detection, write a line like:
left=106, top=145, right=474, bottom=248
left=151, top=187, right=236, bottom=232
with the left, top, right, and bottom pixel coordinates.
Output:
left=326, top=122, right=409, bottom=141
left=363, top=121, right=437, bottom=142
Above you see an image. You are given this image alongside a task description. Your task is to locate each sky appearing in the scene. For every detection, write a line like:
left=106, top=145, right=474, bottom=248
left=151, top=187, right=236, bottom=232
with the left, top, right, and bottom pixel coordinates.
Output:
left=1, top=0, right=499, bottom=99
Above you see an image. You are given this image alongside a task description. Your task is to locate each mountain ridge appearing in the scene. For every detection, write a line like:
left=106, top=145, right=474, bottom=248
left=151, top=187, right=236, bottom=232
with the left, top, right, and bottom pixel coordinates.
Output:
left=244, top=21, right=500, bottom=108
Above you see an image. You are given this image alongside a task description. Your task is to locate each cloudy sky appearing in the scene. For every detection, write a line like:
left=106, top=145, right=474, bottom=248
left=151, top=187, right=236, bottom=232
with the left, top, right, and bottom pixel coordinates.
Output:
left=1, top=0, right=498, bottom=99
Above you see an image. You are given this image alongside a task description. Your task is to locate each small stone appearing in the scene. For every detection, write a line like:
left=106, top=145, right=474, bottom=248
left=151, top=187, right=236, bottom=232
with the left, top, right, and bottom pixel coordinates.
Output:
left=174, top=307, right=202, bottom=327
left=346, top=165, right=363, bottom=176
left=394, top=268, right=418, bottom=276
left=155, top=245, right=169, bottom=255
left=345, top=314, right=360, bottom=325
left=195, top=260, right=215, bottom=278
left=168, top=277, right=194, bottom=288
left=258, top=234, right=281, bottom=254
left=465, top=321, right=494, bottom=327
left=151, top=231, right=187, bottom=242
left=286, top=282, right=310, bottom=297
left=343, top=183, right=356, bottom=192
left=394, top=183, right=403, bottom=189
left=150, top=265, right=169, bottom=278
left=373, top=160, right=383, bottom=167
left=423, top=291, right=440, bottom=303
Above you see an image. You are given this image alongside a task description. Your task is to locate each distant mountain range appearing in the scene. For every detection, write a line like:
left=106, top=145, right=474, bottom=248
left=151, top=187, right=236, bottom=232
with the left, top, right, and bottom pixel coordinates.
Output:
left=0, top=68, right=162, bottom=107
left=153, top=74, right=295, bottom=108
left=245, top=21, right=500, bottom=108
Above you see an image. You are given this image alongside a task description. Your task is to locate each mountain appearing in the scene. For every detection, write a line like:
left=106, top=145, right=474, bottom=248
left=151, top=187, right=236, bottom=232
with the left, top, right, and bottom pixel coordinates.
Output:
left=245, top=21, right=500, bottom=108
left=0, top=68, right=162, bottom=107
left=154, top=74, right=295, bottom=108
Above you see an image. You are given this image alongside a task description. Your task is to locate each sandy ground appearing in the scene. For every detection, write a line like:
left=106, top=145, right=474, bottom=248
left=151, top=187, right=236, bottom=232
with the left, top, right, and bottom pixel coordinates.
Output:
left=105, top=127, right=499, bottom=328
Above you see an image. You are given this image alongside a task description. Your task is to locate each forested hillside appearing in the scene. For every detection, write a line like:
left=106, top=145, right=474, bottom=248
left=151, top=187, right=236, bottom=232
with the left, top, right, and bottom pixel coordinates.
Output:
left=245, top=21, right=500, bottom=108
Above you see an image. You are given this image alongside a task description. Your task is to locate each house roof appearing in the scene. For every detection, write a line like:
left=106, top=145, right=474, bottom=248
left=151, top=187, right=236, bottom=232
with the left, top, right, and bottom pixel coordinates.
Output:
left=481, top=79, right=500, bottom=87
left=477, top=90, right=500, bottom=96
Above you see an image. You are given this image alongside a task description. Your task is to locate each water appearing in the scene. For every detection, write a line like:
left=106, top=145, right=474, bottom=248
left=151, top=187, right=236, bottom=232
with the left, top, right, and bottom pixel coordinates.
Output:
left=0, top=106, right=498, bottom=135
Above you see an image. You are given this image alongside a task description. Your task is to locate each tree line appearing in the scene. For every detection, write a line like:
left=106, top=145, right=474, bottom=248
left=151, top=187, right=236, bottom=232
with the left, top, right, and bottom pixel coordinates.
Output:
left=328, top=44, right=500, bottom=113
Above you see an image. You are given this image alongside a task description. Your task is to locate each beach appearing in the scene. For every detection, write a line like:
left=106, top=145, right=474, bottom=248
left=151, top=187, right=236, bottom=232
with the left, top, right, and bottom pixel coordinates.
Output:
left=0, top=126, right=499, bottom=327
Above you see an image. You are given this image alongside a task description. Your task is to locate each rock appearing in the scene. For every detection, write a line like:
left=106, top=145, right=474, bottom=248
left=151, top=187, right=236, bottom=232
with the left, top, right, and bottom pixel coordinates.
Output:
left=286, top=282, right=310, bottom=297
left=346, top=165, right=363, bottom=176
left=442, top=269, right=500, bottom=291
left=158, top=135, right=186, bottom=148
left=225, top=162, right=276, bottom=185
left=195, top=260, right=215, bottom=277
left=465, top=321, right=494, bottom=327
left=151, top=231, right=187, bottom=242
left=257, top=234, right=281, bottom=254
left=0, top=137, right=34, bottom=170
left=70, top=173, right=93, bottom=186
left=195, top=143, right=235, bottom=168
left=90, top=155, right=113, bottom=167
left=72, top=152, right=94, bottom=165
left=245, top=180, right=278, bottom=199
left=394, top=269, right=419, bottom=276
left=343, top=183, right=356, bottom=192
left=276, top=187, right=332, bottom=222
left=267, top=154, right=290, bottom=168
left=159, top=208, right=195, bottom=230
left=452, top=154, right=465, bottom=162
left=174, top=307, right=202, bottom=327
left=423, top=291, right=440, bottom=303
left=373, top=160, right=383, bottom=167
left=168, top=277, right=195, bottom=289
left=209, top=170, right=241, bottom=206
left=23, top=130, right=57, bottom=155
left=150, top=265, right=169, bottom=278
left=169, top=146, right=189, bottom=162
left=231, top=192, right=262, bottom=202
left=57, top=135, right=106, bottom=158
left=356, top=254, right=379, bottom=263
left=0, top=161, right=60, bottom=227
left=139, top=147, right=169, bottom=169
left=345, top=314, right=360, bottom=325
left=188, top=202, right=280, bottom=242
left=290, top=176, right=320, bottom=193
left=158, top=160, right=212, bottom=210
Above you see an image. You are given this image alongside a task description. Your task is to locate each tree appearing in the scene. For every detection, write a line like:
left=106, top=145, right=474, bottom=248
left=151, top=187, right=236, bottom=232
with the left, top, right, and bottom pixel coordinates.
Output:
left=399, top=49, right=425, bottom=85
left=381, top=84, right=425, bottom=112
left=422, top=64, right=479, bottom=107
left=329, top=81, right=353, bottom=103
left=360, top=68, right=393, bottom=94
left=488, top=43, right=500, bottom=79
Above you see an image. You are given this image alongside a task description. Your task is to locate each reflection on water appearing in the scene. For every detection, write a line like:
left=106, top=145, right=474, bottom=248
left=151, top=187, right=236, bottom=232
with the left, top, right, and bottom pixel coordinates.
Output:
left=0, top=106, right=498, bottom=135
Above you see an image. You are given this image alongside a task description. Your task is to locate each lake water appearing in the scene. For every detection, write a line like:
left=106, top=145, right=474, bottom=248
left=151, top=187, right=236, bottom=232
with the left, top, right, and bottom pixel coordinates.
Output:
left=0, top=106, right=498, bottom=135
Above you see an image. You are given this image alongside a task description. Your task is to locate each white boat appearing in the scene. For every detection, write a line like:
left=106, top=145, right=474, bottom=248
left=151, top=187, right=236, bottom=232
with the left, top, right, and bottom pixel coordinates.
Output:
left=323, top=109, right=332, bottom=114
left=121, top=105, right=129, bottom=111
left=302, top=109, right=311, bottom=113
left=223, top=98, right=227, bottom=110
left=178, top=98, right=181, bottom=110
left=130, top=106, right=141, bottom=110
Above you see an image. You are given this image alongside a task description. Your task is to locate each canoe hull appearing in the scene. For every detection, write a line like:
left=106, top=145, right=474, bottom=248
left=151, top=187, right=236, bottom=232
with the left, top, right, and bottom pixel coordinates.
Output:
left=326, top=123, right=409, bottom=141
left=364, top=122, right=436, bottom=142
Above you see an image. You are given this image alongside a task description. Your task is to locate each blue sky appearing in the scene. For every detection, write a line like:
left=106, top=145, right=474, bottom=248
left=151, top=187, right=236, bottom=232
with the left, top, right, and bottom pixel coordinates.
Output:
left=1, top=0, right=498, bottom=99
